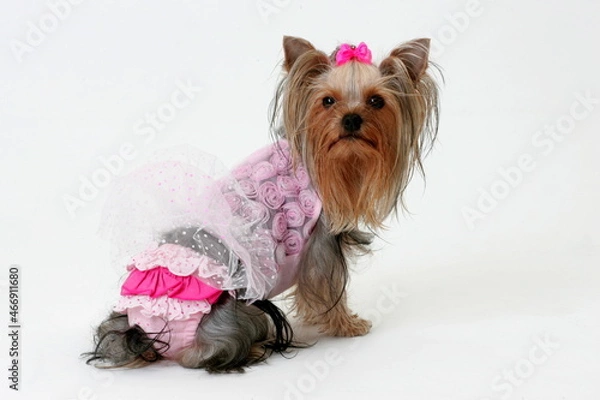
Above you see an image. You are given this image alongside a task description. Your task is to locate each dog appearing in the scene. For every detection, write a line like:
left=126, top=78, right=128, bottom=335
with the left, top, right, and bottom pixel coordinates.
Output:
left=85, top=36, right=439, bottom=373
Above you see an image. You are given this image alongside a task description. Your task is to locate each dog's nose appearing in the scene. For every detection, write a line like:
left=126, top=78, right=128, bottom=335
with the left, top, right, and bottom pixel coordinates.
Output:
left=342, top=113, right=363, bottom=133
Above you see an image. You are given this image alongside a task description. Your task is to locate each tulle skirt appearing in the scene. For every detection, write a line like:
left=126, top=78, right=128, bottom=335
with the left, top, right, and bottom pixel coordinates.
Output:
left=100, top=140, right=322, bottom=302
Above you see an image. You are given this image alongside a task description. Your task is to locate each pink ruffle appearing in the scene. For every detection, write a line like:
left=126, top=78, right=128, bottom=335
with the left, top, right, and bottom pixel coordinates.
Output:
left=129, top=243, right=207, bottom=276
left=121, top=266, right=223, bottom=302
left=114, top=295, right=212, bottom=321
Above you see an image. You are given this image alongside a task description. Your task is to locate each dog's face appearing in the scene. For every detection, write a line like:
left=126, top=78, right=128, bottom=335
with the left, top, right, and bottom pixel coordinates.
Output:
left=277, top=36, right=439, bottom=233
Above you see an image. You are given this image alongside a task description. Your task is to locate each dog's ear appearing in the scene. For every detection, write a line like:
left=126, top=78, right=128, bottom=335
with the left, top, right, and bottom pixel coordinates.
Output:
left=379, top=38, right=431, bottom=82
left=283, top=36, right=316, bottom=72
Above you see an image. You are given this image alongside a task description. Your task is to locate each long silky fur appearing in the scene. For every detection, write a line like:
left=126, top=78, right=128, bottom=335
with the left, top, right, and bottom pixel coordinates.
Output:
left=291, top=217, right=373, bottom=319
left=273, top=37, right=439, bottom=336
left=84, top=312, right=168, bottom=368
left=378, top=42, right=441, bottom=210
left=178, top=294, right=299, bottom=373
left=86, top=297, right=299, bottom=373
left=271, top=38, right=440, bottom=232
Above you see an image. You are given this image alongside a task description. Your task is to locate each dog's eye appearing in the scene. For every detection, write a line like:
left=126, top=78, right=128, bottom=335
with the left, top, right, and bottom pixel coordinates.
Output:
left=368, top=95, right=385, bottom=109
left=322, top=96, right=336, bottom=108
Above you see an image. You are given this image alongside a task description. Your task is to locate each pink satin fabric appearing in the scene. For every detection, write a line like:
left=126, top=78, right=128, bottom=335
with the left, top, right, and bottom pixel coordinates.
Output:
left=121, top=266, right=222, bottom=303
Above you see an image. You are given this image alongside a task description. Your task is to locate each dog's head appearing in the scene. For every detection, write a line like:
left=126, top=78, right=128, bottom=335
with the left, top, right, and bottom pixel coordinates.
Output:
left=273, top=36, right=440, bottom=233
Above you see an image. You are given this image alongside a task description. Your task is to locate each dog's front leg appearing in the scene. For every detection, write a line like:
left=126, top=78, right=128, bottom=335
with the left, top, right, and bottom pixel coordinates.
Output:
left=301, top=290, right=372, bottom=337
left=292, top=218, right=372, bottom=337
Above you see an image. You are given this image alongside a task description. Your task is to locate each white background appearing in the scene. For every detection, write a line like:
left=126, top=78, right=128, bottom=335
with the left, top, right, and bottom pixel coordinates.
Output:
left=1, top=0, right=599, bottom=399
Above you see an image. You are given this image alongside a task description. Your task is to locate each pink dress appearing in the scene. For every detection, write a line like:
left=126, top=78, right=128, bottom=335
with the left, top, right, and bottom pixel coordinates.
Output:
left=104, top=140, right=322, bottom=359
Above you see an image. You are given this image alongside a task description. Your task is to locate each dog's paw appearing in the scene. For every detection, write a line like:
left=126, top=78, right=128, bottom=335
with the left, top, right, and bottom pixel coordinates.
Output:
left=321, top=315, right=372, bottom=337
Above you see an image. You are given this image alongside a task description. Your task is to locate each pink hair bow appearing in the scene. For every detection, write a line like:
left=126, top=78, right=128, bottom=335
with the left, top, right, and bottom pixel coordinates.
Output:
left=335, top=42, right=372, bottom=66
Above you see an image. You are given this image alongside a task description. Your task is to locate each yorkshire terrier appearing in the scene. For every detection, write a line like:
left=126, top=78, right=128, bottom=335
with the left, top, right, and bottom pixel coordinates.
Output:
left=86, top=36, right=439, bottom=373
